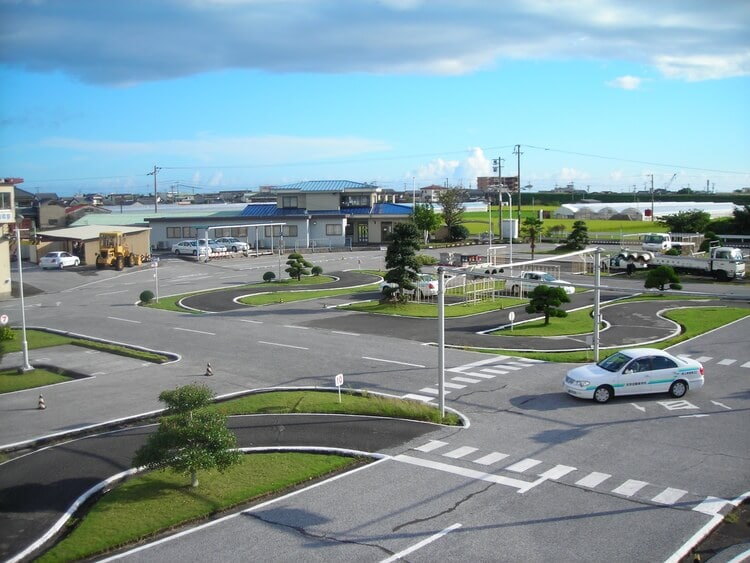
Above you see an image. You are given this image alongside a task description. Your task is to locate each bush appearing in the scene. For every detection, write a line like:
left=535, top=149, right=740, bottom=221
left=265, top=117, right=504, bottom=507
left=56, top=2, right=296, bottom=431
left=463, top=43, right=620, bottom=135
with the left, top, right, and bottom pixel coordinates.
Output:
left=311, top=266, right=323, bottom=276
left=263, top=271, right=276, bottom=282
left=139, top=290, right=155, bottom=303
left=448, top=225, right=470, bottom=241
left=416, top=254, right=438, bottom=266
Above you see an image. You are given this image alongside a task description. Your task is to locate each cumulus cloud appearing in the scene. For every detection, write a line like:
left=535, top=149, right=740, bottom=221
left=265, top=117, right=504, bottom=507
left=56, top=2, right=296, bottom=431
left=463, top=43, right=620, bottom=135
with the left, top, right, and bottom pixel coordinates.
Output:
left=607, top=75, right=643, bottom=90
left=1, top=0, right=747, bottom=85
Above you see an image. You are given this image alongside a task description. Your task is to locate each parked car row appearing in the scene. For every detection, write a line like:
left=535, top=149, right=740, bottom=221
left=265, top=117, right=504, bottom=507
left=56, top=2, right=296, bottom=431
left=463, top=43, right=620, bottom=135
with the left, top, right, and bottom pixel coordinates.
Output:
left=171, top=238, right=250, bottom=256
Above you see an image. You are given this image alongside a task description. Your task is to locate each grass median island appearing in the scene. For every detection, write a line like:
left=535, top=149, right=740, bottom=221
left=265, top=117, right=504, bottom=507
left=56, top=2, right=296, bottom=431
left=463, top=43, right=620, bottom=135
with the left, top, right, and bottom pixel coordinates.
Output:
left=39, top=452, right=359, bottom=563
left=38, top=389, right=456, bottom=561
left=0, top=368, right=71, bottom=392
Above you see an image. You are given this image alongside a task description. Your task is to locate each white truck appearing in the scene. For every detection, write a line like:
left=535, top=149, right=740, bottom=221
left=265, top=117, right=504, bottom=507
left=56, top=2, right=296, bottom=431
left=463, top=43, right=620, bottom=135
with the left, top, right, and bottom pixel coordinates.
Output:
left=610, top=246, right=746, bottom=281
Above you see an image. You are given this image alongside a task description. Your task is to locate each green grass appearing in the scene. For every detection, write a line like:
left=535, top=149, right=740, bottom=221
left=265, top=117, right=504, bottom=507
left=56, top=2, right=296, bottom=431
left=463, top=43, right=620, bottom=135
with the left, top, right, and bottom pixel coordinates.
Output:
left=491, top=307, right=601, bottom=336
left=0, top=368, right=71, bottom=393
left=214, top=390, right=461, bottom=425
left=39, top=453, right=359, bottom=563
left=344, top=297, right=526, bottom=317
left=238, top=282, right=380, bottom=306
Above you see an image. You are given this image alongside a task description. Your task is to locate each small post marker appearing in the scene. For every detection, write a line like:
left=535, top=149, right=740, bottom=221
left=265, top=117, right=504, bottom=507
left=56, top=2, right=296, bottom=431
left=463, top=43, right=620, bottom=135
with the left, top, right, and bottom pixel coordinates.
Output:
left=335, top=373, right=344, bottom=403
left=38, top=394, right=46, bottom=410
left=205, top=362, right=213, bottom=376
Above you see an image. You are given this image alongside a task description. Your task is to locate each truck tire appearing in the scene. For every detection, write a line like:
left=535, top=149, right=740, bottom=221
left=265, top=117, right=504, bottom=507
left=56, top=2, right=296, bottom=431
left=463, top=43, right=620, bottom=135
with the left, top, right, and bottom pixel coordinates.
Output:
left=116, top=256, right=125, bottom=271
left=715, top=270, right=729, bottom=282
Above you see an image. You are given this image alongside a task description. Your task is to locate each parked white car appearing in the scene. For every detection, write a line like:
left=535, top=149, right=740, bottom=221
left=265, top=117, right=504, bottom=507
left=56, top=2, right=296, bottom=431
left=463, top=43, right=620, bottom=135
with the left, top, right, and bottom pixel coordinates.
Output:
left=214, top=237, right=249, bottom=252
left=40, top=251, right=80, bottom=269
left=199, top=239, right=228, bottom=253
left=172, top=240, right=211, bottom=256
left=564, top=348, right=704, bottom=403
left=507, top=270, right=575, bottom=296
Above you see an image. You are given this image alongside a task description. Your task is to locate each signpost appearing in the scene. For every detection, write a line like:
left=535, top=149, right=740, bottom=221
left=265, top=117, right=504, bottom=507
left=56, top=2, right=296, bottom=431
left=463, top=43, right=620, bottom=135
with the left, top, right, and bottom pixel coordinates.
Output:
left=335, top=373, right=344, bottom=403
left=508, top=311, right=516, bottom=331
left=0, top=314, right=8, bottom=325
left=151, top=257, right=160, bottom=302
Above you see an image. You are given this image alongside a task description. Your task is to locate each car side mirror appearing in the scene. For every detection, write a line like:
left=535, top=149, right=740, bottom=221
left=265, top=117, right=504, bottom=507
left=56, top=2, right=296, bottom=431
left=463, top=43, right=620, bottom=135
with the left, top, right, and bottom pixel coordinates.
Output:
left=624, top=368, right=633, bottom=374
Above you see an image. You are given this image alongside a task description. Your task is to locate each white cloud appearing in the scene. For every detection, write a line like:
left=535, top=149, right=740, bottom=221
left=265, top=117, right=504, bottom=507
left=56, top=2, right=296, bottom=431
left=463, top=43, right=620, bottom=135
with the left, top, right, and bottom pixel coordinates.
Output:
left=607, top=75, right=643, bottom=90
left=1, top=1, right=747, bottom=84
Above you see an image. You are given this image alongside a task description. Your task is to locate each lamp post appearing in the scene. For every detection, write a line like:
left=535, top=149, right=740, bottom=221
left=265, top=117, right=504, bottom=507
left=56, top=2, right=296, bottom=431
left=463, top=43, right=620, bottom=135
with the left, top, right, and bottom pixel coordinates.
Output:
left=501, top=191, right=513, bottom=274
left=15, top=224, right=33, bottom=372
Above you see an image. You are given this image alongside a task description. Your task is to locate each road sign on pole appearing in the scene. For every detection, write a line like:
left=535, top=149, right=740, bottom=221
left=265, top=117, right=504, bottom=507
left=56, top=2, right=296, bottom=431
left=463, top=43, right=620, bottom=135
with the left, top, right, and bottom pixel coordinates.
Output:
left=0, top=314, right=8, bottom=325
left=335, top=373, right=344, bottom=403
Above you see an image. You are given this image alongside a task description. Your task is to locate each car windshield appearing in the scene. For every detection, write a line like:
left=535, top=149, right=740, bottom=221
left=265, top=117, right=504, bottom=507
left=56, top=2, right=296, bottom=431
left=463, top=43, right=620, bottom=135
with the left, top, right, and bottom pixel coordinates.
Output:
left=597, top=352, right=632, bottom=372
left=541, top=273, right=556, bottom=282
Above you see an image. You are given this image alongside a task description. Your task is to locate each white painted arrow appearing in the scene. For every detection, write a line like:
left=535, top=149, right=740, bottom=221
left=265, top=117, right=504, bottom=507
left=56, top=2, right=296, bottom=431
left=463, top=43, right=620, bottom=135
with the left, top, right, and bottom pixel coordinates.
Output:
left=630, top=403, right=646, bottom=412
left=710, top=400, right=732, bottom=410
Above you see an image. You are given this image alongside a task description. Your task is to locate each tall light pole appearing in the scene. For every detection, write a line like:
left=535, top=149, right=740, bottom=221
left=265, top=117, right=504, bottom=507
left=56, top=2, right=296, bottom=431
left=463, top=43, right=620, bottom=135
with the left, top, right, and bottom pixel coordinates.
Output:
left=502, top=191, right=513, bottom=275
left=14, top=223, right=33, bottom=372
left=513, top=144, right=522, bottom=221
left=148, top=165, right=161, bottom=213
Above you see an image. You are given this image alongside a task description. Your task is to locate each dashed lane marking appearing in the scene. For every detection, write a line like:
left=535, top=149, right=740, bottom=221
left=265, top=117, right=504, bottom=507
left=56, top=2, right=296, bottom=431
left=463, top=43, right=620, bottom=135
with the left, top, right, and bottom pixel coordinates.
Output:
left=742, top=361, right=750, bottom=368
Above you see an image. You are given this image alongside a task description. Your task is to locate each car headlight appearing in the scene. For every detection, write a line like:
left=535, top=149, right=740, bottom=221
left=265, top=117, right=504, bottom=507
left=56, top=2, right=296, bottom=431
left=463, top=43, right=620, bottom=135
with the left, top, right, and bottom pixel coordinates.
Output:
left=568, top=379, right=589, bottom=388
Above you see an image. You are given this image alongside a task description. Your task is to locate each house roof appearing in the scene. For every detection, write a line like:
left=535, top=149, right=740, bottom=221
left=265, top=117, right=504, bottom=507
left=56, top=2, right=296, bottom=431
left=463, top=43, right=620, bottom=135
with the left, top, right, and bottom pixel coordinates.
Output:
left=273, top=180, right=378, bottom=192
left=38, top=225, right=150, bottom=241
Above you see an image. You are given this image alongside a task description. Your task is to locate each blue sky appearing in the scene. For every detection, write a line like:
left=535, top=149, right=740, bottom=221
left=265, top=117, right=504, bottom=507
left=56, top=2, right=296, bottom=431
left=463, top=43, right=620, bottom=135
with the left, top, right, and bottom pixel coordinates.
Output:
left=1, top=0, right=748, bottom=197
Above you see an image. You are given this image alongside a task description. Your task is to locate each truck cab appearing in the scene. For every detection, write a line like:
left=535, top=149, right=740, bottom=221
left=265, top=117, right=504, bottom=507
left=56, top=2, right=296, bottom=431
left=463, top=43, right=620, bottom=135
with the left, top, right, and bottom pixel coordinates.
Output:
left=642, top=233, right=672, bottom=252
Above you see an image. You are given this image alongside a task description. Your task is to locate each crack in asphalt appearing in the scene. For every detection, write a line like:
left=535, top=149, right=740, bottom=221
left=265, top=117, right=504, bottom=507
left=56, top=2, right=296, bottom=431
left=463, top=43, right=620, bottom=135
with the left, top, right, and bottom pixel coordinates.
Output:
left=391, top=481, right=495, bottom=533
left=245, top=512, right=395, bottom=557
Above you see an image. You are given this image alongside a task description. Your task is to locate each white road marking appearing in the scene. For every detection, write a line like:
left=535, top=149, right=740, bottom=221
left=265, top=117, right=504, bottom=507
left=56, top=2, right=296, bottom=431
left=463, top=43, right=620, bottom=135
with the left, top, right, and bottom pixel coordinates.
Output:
left=631, top=403, right=646, bottom=412
left=173, top=327, right=215, bottom=335
left=652, top=488, right=688, bottom=505
left=419, top=388, right=449, bottom=396
left=331, top=330, right=360, bottom=336
left=718, top=359, right=736, bottom=365
left=257, top=341, right=309, bottom=350
left=393, top=454, right=536, bottom=492
left=451, top=376, right=482, bottom=384
left=363, top=356, right=426, bottom=368
left=239, top=319, right=263, bottom=324
left=693, top=496, right=730, bottom=516
left=401, top=394, right=433, bottom=402
left=443, top=382, right=466, bottom=389
left=107, top=316, right=141, bottom=324
left=505, top=458, right=542, bottom=473
left=473, top=452, right=509, bottom=465
left=741, top=361, right=750, bottom=368
left=658, top=400, right=699, bottom=410
left=465, top=372, right=496, bottom=379
left=694, top=356, right=713, bottom=363
left=414, top=440, right=448, bottom=452
left=576, top=472, right=611, bottom=488
left=679, top=414, right=710, bottom=418
left=538, top=465, right=577, bottom=480
left=97, top=290, right=129, bottom=296
left=710, top=400, right=732, bottom=410
left=443, top=446, right=479, bottom=459
left=479, top=368, right=509, bottom=375
left=380, top=522, right=462, bottom=563
left=283, top=325, right=309, bottom=330
left=612, top=479, right=649, bottom=497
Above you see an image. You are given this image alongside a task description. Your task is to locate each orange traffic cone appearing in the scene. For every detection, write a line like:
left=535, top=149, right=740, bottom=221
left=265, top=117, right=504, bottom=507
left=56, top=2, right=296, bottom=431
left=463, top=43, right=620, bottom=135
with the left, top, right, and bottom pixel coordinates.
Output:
left=205, top=363, right=213, bottom=376
left=38, top=394, right=46, bottom=410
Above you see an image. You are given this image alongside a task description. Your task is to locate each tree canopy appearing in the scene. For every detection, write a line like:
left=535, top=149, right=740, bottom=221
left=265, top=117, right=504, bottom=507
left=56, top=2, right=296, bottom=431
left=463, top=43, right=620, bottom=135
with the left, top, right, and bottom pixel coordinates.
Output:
left=659, top=209, right=711, bottom=233
left=285, top=252, right=312, bottom=280
left=132, top=384, right=241, bottom=488
left=437, top=188, right=465, bottom=240
left=412, top=203, right=442, bottom=243
left=525, top=285, right=571, bottom=325
left=383, top=222, right=422, bottom=301
left=520, top=216, right=544, bottom=259
left=644, top=265, right=682, bottom=291
left=564, top=220, right=589, bottom=250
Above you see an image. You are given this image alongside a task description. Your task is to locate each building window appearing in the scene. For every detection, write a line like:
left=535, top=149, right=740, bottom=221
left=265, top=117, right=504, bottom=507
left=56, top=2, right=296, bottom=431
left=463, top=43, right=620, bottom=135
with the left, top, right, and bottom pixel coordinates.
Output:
left=0, top=192, right=11, bottom=209
left=265, top=225, right=297, bottom=237
left=183, top=227, right=197, bottom=238
left=282, top=196, right=298, bottom=208
left=167, top=227, right=181, bottom=238
left=340, top=195, right=370, bottom=208
left=326, top=224, right=342, bottom=236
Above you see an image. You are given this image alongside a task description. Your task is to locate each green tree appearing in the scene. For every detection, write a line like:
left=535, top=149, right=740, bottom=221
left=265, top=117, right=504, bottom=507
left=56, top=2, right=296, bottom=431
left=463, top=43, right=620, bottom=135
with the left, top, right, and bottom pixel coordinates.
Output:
left=644, top=265, right=682, bottom=291
left=285, top=252, right=312, bottom=280
left=412, top=203, right=442, bottom=243
left=659, top=209, right=711, bottom=233
left=383, top=222, right=422, bottom=302
left=565, top=220, right=589, bottom=250
left=437, top=188, right=465, bottom=241
left=699, top=231, right=721, bottom=253
left=729, top=205, right=750, bottom=234
left=525, top=285, right=571, bottom=325
left=520, top=216, right=544, bottom=260
left=133, top=384, right=241, bottom=488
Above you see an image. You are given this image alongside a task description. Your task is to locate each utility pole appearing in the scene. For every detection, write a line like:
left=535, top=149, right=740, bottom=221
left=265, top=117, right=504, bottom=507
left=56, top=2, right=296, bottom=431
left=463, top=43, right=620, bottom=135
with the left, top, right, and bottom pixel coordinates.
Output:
left=648, top=173, right=654, bottom=222
left=493, top=156, right=504, bottom=240
left=148, top=165, right=161, bottom=213
left=513, top=144, right=522, bottom=222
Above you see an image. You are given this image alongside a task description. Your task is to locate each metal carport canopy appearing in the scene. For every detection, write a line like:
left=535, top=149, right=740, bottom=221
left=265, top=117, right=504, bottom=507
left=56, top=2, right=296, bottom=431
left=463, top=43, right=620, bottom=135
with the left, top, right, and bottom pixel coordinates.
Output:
left=196, top=222, right=286, bottom=255
left=37, top=225, right=150, bottom=241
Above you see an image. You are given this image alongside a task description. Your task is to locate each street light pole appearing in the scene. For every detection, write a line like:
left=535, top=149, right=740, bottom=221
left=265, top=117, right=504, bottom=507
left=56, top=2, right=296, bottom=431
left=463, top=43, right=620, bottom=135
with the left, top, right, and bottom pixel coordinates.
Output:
left=437, top=266, right=446, bottom=419
left=15, top=224, right=33, bottom=372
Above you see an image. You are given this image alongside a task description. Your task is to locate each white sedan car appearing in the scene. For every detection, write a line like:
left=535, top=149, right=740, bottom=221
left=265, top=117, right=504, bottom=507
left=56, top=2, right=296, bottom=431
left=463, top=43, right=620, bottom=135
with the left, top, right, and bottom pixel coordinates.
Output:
left=507, top=270, right=575, bottom=296
left=214, top=237, right=250, bottom=252
left=564, top=348, right=704, bottom=403
left=172, top=240, right=210, bottom=256
left=39, top=251, right=80, bottom=269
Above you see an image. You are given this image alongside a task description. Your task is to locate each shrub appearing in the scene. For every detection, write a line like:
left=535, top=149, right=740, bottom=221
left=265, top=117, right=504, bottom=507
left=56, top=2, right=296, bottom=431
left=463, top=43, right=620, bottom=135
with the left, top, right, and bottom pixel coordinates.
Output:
left=448, top=225, right=470, bottom=241
left=416, top=254, right=438, bottom=266
left=139, top=290, right=155, bottom=303
left=263, top=271, right=276, bottom=282
left=311, top=266, right=323, bottom=276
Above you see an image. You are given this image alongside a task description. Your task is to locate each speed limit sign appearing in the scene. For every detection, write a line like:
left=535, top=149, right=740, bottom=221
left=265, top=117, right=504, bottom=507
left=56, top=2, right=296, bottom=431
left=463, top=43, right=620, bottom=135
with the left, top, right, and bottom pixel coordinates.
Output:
left=0, top=314, right=8, bottom=325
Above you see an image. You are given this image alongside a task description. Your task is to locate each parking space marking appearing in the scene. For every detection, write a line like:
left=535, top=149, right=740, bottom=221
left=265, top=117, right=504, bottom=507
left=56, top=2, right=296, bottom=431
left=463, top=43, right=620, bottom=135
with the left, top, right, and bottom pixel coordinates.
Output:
left=576, top=472, right=611, bottom=488
left=443, top=446, right=479, bottom=459
left=505, top=458, right=542, bottom=473
left=473, top=452, right=509, bottom=465
left=612, top=479, right=649, bottom=497
left=652, top=487, right=688, bottom=505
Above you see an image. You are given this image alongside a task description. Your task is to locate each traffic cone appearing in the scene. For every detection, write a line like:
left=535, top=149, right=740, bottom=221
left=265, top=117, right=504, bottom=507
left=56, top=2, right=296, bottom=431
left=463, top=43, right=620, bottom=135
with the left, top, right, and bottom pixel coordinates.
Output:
left=38, top=394, right=46, bottom=410
left=204, top=363, right=213, bottom=376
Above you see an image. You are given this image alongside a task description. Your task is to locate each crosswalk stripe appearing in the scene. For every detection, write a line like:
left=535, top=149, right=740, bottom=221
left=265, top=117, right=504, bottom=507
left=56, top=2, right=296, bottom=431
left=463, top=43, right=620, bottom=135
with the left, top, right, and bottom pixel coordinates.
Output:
left=492, top=365, right=522, bottom=371
left=414, top=440, right=448, bottom=452
left=718, top=359, right=736, bottom=365
left=402, top=394, right=434, bottom=402
left=539, top=465, right=577, bottom=480
left=444, top=446, right=479, bottom=459
left=693, top=496, right=730, bottom=515
left=741, top=361, right=750, bottom=368
left=451, top=376, right=482, bottom=383
left=505, top=458, right=542, bottom=473
left=444, top=382, right=466, bottom=389
left=576, top=472, right=611, bottom=488
left=506, top=361, right=533, bottom=368
left=466, top=372, right=496, bottom=379
left=473, top=452, right=509, bottom=465
left=694, top=356, right=713, bottom=363
left=651, top=487, right=688, bottom=505
left=479, top=368, right=509, bottom=375
left=612, top=479, right=649, bottom=497
left=419, top=388, right=451, bottom=396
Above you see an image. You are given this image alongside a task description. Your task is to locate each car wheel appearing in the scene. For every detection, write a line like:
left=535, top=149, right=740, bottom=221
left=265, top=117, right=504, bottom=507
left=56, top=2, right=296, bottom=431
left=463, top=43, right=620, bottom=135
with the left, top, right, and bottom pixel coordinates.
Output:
left=511, top=285, right=520, bottom=296
left=74, top=259, right=80, bottom=266
left=192, top=250, right=198, bottom=256
left=231, top=246, right=238, bottom=252
left=174, top=249, right=180, bottom=255
left=593, top=385, right=613, bottom=403
left=58, top=263, right=64, bottom=270
left=669, top=380, right=688, bottom=398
